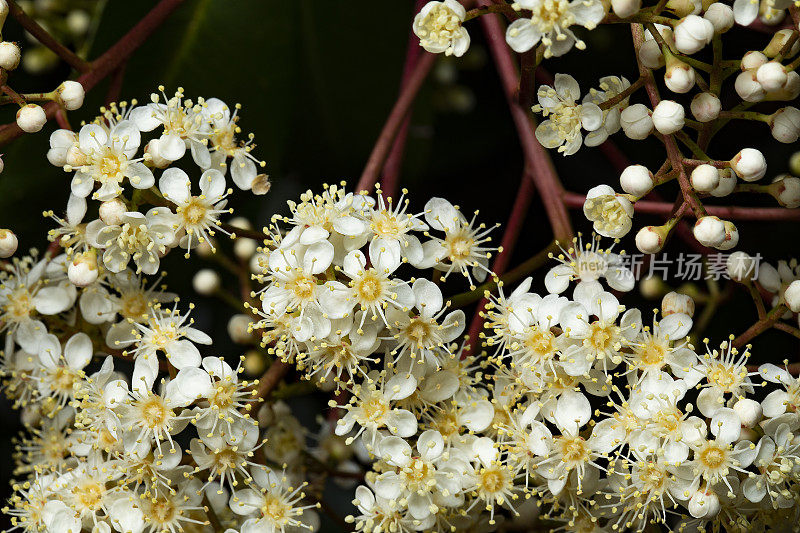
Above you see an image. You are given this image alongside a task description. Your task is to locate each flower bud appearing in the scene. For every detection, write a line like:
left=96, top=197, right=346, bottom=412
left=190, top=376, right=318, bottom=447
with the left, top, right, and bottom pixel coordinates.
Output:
left=652, top=100, right=685, bottom=134
left=68, top=250, right=98, bottom=287
left=144, top=139, right=171, bottom=168
left=674, top=15, right=713, bottom=55
left=726, top=251, right=756, bottom=282
left=0, top=1, right=8, bottom=27
left=690, top=164, right=720, bottom=192
left=99, top=198, right=127, bottom=225
left=791, top=151, right=800, bottom=175
left=55, top=81, right=85, bottom=111
left=767, top=71, right=800, bottom=101
left=741, top=50, right=768, bottom=71
left=0, top=41, right=20, bottom=71
left=234, top=237, right=257, bottom=260
left=662, top=291, right=695, bottom=317
left=640, top=276, right=667, bottom=299
left=769, top=175, right=800, bottom=208
left=636, top=225, right=668, bottom=254
left=716, top=220, right=738, bottom=250
left=196, top=238, right=216, bottom=258
left=734, top=71, right=765, bottom=102
left=703, top=2, right=733, bottom=32
left=730, top=148, right=766, bottom=182
left=65, top=145, right=87, bottom=167
left=620, top=164, right=654, bottom=196
left=638, top=38, right=665, bottom=69
left=16, top=104, right=47, bottom=133
left=769, top=107, right=800, bottom=144
left=733, top=398, right=762, bottom=427
left=0, top=228, right=17, bottom=258
left=693, top=216, right=726, bottom=247
left=228, top=314, right=254, bottom=344
left=690, top=92, right=720, bottom=122
left=192, top=268, right=221, bottom=296
left=621, top=104, right=653, bottom=139
left=756, top=61, right=787, bottom=92
left=612, top=0, right=641, bottom=17
left=764, top=29, right=800, bottom=58
left=689, top=488, right=720, bottom=519
left=66, top=10, right=90, bottom=36
left=665, top=56, right=696, bottom=93
left=785, top=280, right=800, bottom=312
left=666, top=0, right=697, bottom=18
left=709, top=168, right=737, bottom=197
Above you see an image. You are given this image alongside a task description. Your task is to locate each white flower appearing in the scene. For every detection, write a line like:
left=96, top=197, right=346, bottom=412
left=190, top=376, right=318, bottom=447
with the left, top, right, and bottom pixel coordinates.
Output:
left=363, top=187, right=428, bottom=272
left=159, top=167, right=232, bottom=256
left=694, top=339, right=755, bottom=417
left=532, top=74, right=603, bottom=156
left=193, top=356, right=258, bottom=436
left=334, top=371, right=418, bottom=448
left=545, top=234, right=634, bottom=296
left=420, top=197, right=499, bottom=288
left=582, top=76, right=631, bottom=146
left=582, top=184, right=634, bottom=238
left=505, top=0, right=605, bottom=58
left=413, top=1, right=470, bottom=57
left=93, top=208, right=176, bottom=275
left=66, top=121, right=154, bottom=201
left=732, top=0, right=791, bottom=26
left=34, top=332, right=93, bottom=409
left=229, top=468, right=318, bottom=533
left=205, top=98, right=265, bottom=191
left=129, top=87, right=212, bottom=166
left=260, top=242, right=334, bottom=318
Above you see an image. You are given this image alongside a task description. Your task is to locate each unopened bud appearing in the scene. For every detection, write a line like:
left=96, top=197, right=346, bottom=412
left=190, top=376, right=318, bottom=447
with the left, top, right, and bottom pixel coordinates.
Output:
left=652, top=100, right=685, bottom=134
left=764, top=29, right=800, bottom=58
left=0, top=41, right=20, bottom=71
left=611, top=0, right=642, bottom=18
left=636, top=225, right=668, bottom=254
left=689, top=488, right=720, bottom=519
left=785, top=280, right=800, bottom=312
left=767, top=71, right=800, bottom=101
left=144, top=139, right=171, bottom=168
left=730, top=148, right=766, bottom=182
left=666, top=0, right=697, bottom=18
left=662, top=291, right=695, bottom=317
left=99, top=199, right=127, bottom=225
left=0, top=228, right=17, bottom=258
left=709, top=168, right=737, bottom=197
left=690, top=92, right=721, bottom=122
left=693, top=216, right=726, bottom=247
left=726, top=251, right=757, bottom=282
left=55, top=81, right=85, bottom=111
left=192, top=268, right=221, bottom=296
left=620, top=164, right=654, bottom=196
left=733, top=398, right=762, bottom=427
left=756, top=61, right=787, bottom=92
left=665, top=56, right=696, bottom=94
left=703, top=2, right=733, bottom=33
left=640, top=276, right=667, bottom=299
left=734, top=71, right=765, bottom=102
left=741, top=50, right=768, bottom=71
left=769, top=175, right=800, bottom=208
left=769, top=107, right=800, bottom=144
left=638, top=38, right=665, bottom=69
left=716, top=220, right=738, bottom=250
left=228, top=314, right=254, bottom=344
left=690, top=164, right=720, bottom=192
left=674, top=15, right=713, bottom=55
left=621, top=104, right=653, bottom=139
left=68, top=250, right=98, bottom=287
left=16, top=104, right=47, bottom=133
left=234, top=237, right=257, bottom=260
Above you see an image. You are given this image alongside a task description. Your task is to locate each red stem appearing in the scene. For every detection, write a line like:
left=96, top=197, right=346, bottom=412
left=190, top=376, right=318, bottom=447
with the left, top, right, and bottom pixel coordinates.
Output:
left=356, top=52, right=436, bottom=192
left=0, top=0, right=185, bottom=145
left=379, top=0, right=427, bottom=199
left=105, top=62, right=129, bottom=106
left=478, top=2, right=573, bottom=241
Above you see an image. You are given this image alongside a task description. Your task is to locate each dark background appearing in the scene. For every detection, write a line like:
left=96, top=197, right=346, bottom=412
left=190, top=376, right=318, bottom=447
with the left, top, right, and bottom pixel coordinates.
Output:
left=0, top=0, right=798, bottom=529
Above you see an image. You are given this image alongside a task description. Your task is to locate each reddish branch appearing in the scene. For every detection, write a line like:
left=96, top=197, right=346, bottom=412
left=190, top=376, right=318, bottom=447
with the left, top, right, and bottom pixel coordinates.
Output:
left=0, top=0, right=185, bottom=145
left=379, top=0, right=427, bottom=199
left=477, top=1, right=573, bottom=242
left=255, top=359, right=291, bottom=399
left=356, top=52, right=436, bottom=192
